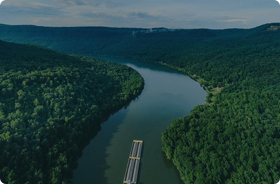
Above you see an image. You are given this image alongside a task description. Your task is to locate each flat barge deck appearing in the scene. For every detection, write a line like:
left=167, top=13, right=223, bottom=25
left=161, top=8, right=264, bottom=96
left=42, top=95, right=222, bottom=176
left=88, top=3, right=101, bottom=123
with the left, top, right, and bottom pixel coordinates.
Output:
left=123, top=140, right=143, bottom=184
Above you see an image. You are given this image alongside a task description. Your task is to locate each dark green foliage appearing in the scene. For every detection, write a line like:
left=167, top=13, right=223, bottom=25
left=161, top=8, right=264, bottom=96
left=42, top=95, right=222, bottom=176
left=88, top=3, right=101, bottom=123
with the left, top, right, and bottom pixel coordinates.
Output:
left=1, top=23, right=280, bottom=183
left=0, top=24, right=142, bottom=57
left=162, top=91, right=280, bottom=183
left=0, top=40, right=144, bottom=184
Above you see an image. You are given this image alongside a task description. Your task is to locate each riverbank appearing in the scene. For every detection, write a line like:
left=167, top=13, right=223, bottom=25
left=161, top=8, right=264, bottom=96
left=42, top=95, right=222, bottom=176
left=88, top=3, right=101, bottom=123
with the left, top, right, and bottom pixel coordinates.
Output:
left=0, top=41, right=145, bottom=184
left=73, top=59, right=206, bottom=184
left=159, top=61, right=224, bottom=104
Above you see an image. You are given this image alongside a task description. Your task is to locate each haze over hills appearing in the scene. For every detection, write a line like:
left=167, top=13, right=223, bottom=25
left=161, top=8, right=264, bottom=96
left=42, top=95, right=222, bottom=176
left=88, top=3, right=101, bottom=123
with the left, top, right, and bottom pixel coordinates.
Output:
left=1, top=22, right=280, bottom=183
left=0, top=24, right=254, bottom=56
left=0, top=22, right=278, bottom=63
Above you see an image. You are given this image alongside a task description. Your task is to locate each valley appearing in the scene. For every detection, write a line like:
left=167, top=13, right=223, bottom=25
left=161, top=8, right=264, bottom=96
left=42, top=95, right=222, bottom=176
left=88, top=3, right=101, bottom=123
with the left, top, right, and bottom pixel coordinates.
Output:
left=0, top=22, right=280, bottom=183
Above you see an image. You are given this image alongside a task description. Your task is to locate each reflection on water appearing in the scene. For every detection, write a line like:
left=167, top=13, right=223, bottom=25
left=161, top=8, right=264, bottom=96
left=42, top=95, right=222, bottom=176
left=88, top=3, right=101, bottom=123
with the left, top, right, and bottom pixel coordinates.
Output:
left=73, top=58, right=207, bottom=184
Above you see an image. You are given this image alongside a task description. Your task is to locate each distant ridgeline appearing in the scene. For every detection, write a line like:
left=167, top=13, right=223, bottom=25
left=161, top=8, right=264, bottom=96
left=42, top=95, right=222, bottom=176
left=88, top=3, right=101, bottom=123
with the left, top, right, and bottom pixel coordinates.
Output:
left=1, top=23, right=280, bottom=183
left=0, top=40, right=144, bottom=183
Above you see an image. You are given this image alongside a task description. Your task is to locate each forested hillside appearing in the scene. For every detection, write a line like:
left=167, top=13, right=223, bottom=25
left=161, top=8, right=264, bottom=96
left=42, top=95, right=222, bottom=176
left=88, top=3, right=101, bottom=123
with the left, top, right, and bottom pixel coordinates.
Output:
left=1, top=23, right=280, bottom=183
left=161, top=24, right=280, bottom=183
left=0, top=40, right=144, bottom=184
left=0, top=24, right=141, bottom=56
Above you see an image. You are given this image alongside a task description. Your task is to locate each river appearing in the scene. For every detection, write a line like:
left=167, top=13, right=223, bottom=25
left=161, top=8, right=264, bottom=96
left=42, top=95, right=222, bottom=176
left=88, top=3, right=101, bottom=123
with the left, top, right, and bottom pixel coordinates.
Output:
left=73, top=58, right=207, bottom=184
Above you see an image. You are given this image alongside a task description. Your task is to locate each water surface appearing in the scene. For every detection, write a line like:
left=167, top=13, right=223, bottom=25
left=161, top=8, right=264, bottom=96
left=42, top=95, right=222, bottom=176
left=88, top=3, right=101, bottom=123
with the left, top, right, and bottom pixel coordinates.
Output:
left=73, top=58, right=207, bottom=184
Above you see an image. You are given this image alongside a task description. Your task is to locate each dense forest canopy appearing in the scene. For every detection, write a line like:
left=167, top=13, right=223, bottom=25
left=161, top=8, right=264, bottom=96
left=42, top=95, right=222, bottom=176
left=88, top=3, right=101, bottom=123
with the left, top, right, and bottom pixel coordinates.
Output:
left=0, top=40, right=144, bottom=183
left=1, top=23, right=280, bottom=183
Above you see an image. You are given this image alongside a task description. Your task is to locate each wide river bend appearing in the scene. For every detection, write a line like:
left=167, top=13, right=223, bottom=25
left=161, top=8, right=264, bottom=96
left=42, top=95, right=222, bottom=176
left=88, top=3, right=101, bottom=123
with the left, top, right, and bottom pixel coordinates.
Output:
left=73, top=58, right=207, bottom=184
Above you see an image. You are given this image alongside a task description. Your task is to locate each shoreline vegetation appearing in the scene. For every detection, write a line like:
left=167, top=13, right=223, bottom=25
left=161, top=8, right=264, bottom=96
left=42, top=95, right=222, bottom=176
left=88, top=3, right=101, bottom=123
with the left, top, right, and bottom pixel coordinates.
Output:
left=0, top=40, right=144, bottom=184
left=159, top=61, right=224, bottom=104
left=0, top=23, right=280, bottom=183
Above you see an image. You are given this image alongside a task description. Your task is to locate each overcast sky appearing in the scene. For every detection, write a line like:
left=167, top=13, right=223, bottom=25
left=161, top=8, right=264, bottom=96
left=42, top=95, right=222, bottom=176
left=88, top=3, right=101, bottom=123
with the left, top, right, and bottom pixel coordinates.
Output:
left=0, top=0, right=279, bottom=29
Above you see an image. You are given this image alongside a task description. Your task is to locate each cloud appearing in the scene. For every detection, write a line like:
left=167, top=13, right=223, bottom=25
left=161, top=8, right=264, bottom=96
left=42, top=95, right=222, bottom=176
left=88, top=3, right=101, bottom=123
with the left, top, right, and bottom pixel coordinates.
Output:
left=126, top=12, right=155, bottom=19
left=80, top=10, right=159, bottom=21
left=50, top=0, right=123, bottom=9
left=51, top=0, right=87, bottom=6
left=0, top=0, right=62, bottom=17
left=0, top=0, right=280, bottom=29
left=217, top=18, right=247, bottom=24
left=31, top=17, right=53, bottom=24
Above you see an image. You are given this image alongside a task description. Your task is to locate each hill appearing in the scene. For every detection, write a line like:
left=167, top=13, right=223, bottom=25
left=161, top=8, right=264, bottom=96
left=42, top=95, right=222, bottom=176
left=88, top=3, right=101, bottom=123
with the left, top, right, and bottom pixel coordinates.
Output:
left=1, top=23, right=280, bottom=183
left=0, top=40, right=144, bottom=184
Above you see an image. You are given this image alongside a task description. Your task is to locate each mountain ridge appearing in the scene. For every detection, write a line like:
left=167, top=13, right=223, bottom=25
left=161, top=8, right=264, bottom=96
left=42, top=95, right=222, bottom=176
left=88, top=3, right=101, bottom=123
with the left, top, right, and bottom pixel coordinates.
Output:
left=1, top=22, right=280, bottom=183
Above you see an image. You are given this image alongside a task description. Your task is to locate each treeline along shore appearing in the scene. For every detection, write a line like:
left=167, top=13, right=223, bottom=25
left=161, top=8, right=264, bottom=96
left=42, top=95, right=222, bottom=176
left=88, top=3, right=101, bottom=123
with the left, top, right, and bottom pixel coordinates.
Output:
left=0, top=40, right=144, bottom=183
left=0, top=23, right=280, bottom=183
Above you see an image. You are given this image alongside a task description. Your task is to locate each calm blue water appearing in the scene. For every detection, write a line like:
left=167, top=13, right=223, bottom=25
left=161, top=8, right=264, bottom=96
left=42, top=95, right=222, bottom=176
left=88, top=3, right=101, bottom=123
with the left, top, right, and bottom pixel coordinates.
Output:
left=73, top=58, right=207, bottom=184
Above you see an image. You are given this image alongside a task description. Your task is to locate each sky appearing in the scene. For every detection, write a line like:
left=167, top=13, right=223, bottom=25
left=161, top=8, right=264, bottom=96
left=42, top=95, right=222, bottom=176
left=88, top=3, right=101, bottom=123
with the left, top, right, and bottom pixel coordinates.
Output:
left=0, top=0, right=279, bottom=29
